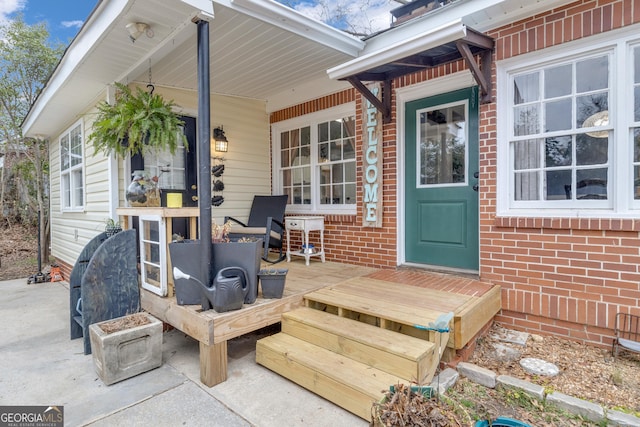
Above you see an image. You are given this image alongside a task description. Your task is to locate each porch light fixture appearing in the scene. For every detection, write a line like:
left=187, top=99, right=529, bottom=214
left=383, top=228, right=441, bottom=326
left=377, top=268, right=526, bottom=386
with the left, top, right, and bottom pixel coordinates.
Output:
left=213, top=126, right=229, bottom=152
left=126, top=22, right=154, bottom=43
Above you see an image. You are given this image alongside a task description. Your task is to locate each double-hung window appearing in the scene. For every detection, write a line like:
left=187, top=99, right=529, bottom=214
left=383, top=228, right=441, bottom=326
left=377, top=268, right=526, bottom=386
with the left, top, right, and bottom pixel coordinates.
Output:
left=498, top=29, right=640, bottom=217
left=273, top=104, right=356, bottom=213
left=60, top=121, right=84, bottom=210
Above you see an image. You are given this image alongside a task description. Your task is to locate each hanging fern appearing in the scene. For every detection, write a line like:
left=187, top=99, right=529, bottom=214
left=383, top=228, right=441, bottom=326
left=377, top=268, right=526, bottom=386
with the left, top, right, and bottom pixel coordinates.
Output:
left=88, top=82, right=186, bottom=157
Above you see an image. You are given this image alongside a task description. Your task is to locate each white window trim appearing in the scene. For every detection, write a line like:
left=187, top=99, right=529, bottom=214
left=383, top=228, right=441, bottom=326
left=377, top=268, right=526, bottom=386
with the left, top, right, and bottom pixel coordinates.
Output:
left=271, top=102, right=356, bottom=215
left=59, top=119, right=85, bottom=212
left=496, top=23, right=640, bottom=219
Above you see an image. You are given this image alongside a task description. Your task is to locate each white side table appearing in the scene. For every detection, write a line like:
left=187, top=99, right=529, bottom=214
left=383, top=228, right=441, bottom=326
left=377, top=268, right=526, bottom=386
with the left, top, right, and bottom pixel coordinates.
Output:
left=285, top=216, right=325, bottom=266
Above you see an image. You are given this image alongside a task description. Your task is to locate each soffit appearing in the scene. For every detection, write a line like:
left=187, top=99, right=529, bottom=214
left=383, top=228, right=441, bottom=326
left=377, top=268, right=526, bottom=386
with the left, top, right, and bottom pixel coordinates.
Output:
left=23, top=0, right=362, bottom=137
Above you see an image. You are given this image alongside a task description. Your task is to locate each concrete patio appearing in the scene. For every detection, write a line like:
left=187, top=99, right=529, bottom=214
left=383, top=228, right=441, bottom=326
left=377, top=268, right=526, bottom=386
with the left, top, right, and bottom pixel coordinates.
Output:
left=0, top=277, right=365, bottom=426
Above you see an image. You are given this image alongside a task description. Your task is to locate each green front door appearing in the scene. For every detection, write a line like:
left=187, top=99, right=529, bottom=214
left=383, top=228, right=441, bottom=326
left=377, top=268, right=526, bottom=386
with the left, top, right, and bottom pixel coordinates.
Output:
left=405, top=87, right=479, bottom=271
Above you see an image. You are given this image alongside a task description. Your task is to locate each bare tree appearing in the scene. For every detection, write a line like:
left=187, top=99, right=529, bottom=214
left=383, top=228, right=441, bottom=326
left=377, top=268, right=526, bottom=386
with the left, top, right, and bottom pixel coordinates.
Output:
left=0, top=16, right=64, bottom=262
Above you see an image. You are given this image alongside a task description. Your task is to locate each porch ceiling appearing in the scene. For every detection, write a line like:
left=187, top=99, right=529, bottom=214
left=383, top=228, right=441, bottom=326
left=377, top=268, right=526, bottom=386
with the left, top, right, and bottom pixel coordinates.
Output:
left=23, top=0, right=363, bottom=137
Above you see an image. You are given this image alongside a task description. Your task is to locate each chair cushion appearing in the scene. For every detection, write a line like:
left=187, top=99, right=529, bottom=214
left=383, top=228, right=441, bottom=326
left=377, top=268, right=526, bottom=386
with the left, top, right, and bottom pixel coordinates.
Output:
left=229, top=226, right=281, bottom=240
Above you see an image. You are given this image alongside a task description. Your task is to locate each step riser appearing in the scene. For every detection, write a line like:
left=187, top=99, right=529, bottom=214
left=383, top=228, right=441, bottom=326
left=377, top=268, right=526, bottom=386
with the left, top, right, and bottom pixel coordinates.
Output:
left=257, top=337, right=387, bottom=420
left=282, top=315, right=436, bottom=383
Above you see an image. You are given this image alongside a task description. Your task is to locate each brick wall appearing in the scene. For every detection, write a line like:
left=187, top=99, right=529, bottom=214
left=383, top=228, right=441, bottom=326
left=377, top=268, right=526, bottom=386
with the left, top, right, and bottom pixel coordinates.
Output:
left=271, top=91, right=398, bottom=269
left=271, top=0, right=640, bottom=346
left=484, top=0, right=640, bottom=348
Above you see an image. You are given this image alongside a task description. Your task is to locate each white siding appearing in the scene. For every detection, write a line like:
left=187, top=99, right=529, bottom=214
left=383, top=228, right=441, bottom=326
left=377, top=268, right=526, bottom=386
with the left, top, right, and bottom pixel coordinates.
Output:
left=49, top=106, right=112, bottom=267
left=49, top=85, right=271, bottom=266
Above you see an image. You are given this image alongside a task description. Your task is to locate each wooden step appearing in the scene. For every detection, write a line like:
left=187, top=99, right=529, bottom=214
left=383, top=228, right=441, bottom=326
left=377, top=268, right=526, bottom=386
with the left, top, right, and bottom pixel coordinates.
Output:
left=282, top=307, right=438, bottom=383
left=304, top=286, right=451, bottom=345
left=256, top=333, right=399, bottom=420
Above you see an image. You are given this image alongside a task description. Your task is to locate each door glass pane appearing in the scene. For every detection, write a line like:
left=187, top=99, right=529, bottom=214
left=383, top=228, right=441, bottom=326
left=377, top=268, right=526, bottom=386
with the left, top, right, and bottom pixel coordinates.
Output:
left=418, top=103, right=466, bottom=185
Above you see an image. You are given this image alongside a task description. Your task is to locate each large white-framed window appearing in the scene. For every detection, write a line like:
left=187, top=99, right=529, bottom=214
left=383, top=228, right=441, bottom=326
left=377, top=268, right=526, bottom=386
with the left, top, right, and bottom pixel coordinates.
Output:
left=60, top=121, right=84, bottom=211
left=497, top=26, right=640, bottom=217
left=272, top=103, right=356, bottom=214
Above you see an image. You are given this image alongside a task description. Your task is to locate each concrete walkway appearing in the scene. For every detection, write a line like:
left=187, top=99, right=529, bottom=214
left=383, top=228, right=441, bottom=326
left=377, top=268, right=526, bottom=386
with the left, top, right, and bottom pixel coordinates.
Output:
left=0, top=278, right=365, bottom=426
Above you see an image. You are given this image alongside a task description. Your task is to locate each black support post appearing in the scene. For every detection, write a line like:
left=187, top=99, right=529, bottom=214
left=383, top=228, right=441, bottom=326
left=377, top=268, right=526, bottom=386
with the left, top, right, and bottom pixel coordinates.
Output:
left=196, top=18, right=212, bottom=305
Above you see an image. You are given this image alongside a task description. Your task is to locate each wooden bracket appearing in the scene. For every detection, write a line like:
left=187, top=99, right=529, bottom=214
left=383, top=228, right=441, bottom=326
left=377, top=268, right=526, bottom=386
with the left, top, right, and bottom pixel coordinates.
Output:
left=456, top=39, right=493, bottom=104
left=346, top=77, right=392, bottom=124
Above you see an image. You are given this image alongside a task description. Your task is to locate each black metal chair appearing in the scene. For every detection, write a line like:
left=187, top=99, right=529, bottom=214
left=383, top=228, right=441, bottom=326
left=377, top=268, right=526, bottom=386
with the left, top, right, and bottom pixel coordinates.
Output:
left=612, top=312, right=640, bottom=359
left=226, top=195, right=288, bottom=263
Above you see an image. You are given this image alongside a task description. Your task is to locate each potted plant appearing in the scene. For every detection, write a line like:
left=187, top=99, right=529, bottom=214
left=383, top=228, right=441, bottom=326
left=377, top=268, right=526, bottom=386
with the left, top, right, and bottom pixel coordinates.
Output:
left=258, top=268, right=288, bottom=298
left=88, top=82, right=186, bottom=158
left=89, top=312, right=162, bottom=385
left=104, top=218, right=122, bottom=238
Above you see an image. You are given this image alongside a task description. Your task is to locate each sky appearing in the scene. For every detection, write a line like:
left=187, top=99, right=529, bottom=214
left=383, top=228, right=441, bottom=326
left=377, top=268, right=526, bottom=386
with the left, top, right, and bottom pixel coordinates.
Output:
left=0, top=0, right=400, bottom=45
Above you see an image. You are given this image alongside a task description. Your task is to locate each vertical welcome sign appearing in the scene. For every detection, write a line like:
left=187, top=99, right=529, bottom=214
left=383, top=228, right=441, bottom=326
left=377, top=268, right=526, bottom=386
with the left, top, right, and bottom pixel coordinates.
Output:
left=362, top=83, right=383, bottom=227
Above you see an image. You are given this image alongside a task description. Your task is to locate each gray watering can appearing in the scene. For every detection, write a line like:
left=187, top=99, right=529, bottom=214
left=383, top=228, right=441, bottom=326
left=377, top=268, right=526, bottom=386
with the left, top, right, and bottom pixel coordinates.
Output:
left=173, top=266, right=249, bottom=312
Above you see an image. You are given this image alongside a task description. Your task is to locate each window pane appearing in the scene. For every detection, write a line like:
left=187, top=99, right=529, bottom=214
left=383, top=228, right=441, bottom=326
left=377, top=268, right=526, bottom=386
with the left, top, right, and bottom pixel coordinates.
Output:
left=72, top=169, right=84, bottom=207
left=514, top=105, right=540, bottom=136
left=344, top=138, right=355, bottom=159
left=281, top=131, right=289, bottom=149
left=576, top=56, right=608, bottom=93
left=545, top=136, right=572, bottom=167
left=281, top=149, right=290, bottom=168
left=62, top=174, right=71, bottom=208
left=343, top=117, right=355, bottom=137
left=635, top=86, right=640, bottom=122
left=330, top=120, right=341, bottom=140
left=300, top=144, right=310, bottom=160
left=318, top=122, right=328, bottom=142
left=514, top=72, right=539, bottom=104
left=60, top=134, right=70, bottom=171
left=544, top=64, right=572, bottom=98
left=345, top=162, right=355, bottom=182
left=332, top=184, right=342, bottom=203
left=330, top=141, right=341, bottom=161
left=301, top=126, right=310, bottom=146
left=290, top=129, right=300, bottom=148
left=319, top=164, right=330, bottom=185
left=577, top=93, right=608, bottom=129
left=634, top=165, right=640, bottom=200
left=546, top=169, right=571, bottom=200
left=320, top=184, right=331, bottom=204
left=282, top=170, right=291, bottom=186
left=514, top=171, right=539, bottom=200
left=318, top=143, right=328, bottom=163
left=576, top=134, right=608, bottom=166
left=332, top=163, right=344, bottom=183
left=70, top=125, right=82, bottom=167
left=635, top=47, right=640, bottom=84
left=634, top=128, right=640, bottom=162
left=301, top=185, right=311, bottom=204
left=576, top=169, right=607, bottom=199
left=513, top=140, right=540, bottom=170
left=544, top=99, right=571, bottom=132
left=345, top=183, right=356, bottom=204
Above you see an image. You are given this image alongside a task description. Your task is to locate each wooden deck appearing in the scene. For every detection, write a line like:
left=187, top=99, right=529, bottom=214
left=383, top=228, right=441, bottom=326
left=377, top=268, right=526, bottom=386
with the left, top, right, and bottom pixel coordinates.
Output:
left=142, top=259, right=500, bottom=389
left=141, top=259, right=376, bottom=386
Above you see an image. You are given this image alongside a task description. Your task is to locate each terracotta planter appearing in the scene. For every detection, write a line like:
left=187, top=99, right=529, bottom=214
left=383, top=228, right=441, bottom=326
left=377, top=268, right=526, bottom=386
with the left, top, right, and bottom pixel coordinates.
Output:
left=89, top=312, right=162, bottom=385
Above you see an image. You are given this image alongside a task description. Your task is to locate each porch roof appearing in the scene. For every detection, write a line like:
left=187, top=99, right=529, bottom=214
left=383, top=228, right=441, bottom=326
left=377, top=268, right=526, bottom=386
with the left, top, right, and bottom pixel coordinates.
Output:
left=22, top=0, right=364, bottom=138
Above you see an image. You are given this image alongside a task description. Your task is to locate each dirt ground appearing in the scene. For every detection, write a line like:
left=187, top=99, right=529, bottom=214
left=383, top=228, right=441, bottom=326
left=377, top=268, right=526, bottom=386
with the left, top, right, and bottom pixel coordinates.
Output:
left=0, top=223, right=40, bottom=281
left=468, top=323, right=640, bottom=417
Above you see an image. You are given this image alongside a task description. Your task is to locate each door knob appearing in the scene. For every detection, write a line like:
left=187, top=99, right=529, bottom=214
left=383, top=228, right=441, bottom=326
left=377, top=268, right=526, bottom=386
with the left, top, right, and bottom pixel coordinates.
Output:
left=473, top=184, right=479, bottom=192
left=192, top=195, right=198, bottom=201
left=191, top=184, right=197, bottom=190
